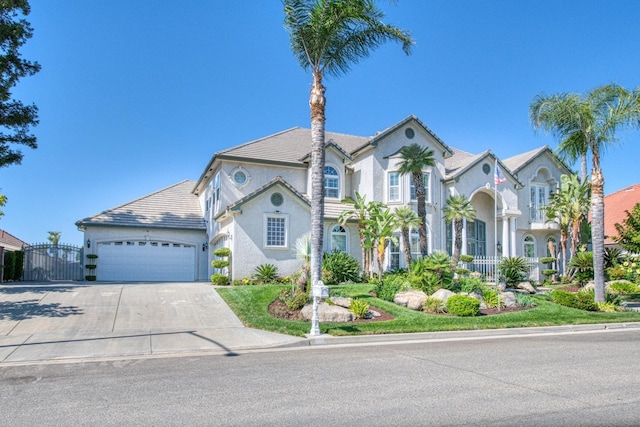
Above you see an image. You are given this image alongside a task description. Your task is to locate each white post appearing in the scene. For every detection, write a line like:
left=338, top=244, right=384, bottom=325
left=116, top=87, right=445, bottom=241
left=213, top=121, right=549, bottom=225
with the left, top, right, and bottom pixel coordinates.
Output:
left=309, top=280, right=328, bottom=336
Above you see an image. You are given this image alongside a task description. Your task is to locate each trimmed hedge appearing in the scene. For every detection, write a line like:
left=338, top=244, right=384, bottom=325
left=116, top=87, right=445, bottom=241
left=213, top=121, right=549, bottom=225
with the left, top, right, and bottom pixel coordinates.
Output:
left=551, top=289, right=598, bottom=311
left=446, top=294, right=481, bottom=317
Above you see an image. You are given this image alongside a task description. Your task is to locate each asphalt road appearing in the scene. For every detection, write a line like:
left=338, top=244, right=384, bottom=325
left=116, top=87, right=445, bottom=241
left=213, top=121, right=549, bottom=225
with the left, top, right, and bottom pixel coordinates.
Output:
left=2, top=327, right=639, bottom=426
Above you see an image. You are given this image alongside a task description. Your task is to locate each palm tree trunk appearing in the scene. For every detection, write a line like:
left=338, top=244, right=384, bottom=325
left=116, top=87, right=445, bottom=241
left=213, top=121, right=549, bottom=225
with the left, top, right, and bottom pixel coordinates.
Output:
left=591, top=156, right=606, bottom=303
left=401, top=227, right=412, bottom=271
left=580, top=152, right=588, bottom=184
left=414, top=171, right=428, bottom=256
left=452, top=220, right=463, bottom=268
left=309, top=70, right=326, bottom=287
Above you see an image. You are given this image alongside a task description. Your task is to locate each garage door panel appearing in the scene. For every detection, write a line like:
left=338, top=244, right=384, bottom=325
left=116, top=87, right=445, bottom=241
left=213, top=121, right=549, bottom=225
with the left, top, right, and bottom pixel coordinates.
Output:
left=98, top=241, right=196, bottom=281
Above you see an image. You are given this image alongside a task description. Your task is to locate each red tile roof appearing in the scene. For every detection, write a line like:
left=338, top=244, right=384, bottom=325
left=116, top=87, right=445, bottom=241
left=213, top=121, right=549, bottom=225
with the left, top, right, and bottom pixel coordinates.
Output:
left=0, top=229, right=29, bottom=251
left=604, top=184, right=640, bottom=244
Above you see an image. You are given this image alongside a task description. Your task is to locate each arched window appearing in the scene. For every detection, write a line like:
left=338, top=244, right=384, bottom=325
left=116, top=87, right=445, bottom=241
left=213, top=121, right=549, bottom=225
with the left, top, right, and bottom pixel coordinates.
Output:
left=330, top=225, right=347, bottom=252
left=523, top=235, right=536, bottom=258
left=324, top=166, right=339, bottom=198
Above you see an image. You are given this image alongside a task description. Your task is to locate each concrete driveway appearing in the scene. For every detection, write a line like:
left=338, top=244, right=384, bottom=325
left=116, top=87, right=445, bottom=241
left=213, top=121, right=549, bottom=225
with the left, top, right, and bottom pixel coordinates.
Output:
left=0, top=282, right=305, bottom=364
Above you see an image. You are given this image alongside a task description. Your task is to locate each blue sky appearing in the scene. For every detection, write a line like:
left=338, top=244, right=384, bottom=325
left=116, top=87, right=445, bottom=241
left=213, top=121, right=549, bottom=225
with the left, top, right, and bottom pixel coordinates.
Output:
left=2, top=0, right=640, bottom=246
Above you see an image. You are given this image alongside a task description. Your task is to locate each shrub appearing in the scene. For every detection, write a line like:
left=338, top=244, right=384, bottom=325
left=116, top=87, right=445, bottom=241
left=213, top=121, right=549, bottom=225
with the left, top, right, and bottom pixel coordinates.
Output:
left=210, top=273, right=230, bottom=286
left=410, top=252, right=454, bottom=293
left=458, top=276, right=485, bottom=293
left=498, top=256, right=529, bottom=286
left=459, top=254, right=474, bottom=263
left=608, top=281, right=640, bottom=294
left=446, top=294, right=480, bottom=317
left=87, top=254, right=98, bottom=259
left=254, top=264, right=279, bottom=283
left=279, top=288, right=309, bottom=311
left=213, top=247, right=231, bottom=257
left=349, top=298, right=370, bottom=319
left=569, top=251, right=594, bottom=286
left=3, top=251, right=15, bottom=281
left=515, top=293, right=537, bottom=307
left=606, top=265, right=627, bottom=281
left=374, top=273, right=409, bottom=302
left=85, top=264, right=97, bottom=269
left=322, top=250, right=360, bottom=285
left=482, top=289, right=502, bottom=309
left=423, top=296, right=446, bottom=314
left=211, top=259, right=229, bottom=269
left=597, top=302, right=618, bottom=313
left=540, top=256, right=556, bottom=265
left=85, top=275, right=97, bottom=281
left=551, top=289, right=597, bottom=311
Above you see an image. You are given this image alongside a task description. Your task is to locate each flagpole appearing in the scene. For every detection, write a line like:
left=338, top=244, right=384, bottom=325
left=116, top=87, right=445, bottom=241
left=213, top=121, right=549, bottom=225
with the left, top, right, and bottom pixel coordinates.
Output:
left=495, top=159, right=501, bottom=311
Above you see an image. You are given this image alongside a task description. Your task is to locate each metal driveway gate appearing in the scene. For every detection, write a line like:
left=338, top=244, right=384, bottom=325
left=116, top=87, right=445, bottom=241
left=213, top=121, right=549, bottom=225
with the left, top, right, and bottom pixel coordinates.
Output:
left=22, top=243, right=84, bottom=281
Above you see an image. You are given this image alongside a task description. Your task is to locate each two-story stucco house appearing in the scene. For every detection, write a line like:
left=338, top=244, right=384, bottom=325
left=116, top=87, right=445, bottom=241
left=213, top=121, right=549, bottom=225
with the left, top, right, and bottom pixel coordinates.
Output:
left=76, top=115, right=571, bottom=282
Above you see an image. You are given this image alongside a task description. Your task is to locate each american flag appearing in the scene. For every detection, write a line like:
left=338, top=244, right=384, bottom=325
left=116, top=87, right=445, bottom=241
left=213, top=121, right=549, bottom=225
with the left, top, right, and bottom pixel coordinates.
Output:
left=494, top=164, right=506, bottom=185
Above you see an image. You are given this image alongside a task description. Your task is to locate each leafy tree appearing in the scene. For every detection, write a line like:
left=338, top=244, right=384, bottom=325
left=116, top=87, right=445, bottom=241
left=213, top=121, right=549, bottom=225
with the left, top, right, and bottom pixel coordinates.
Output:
left=398, top=143, right=435, bottom=256
left=0, top=1, right=40, bottom=168
left=614, top=204, right=640, bottom=254
left=530, top=83, right=640, bottom=302
left=0, top=193, right=6, bottom=218
left=284, top=0, right=413, bottom=288
left=393, top=206, right=421, bottom=272
left=442, top=194, right=476, bottom=268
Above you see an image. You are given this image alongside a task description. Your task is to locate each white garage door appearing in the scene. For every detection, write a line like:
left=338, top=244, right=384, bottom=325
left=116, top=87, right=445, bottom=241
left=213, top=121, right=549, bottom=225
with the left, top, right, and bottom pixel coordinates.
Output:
left=97, top=240, right=196, bottom=281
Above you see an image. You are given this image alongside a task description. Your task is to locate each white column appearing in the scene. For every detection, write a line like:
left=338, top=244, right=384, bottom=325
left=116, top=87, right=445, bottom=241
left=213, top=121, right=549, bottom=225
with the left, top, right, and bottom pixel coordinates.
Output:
left=461, top=219, right=467, bottom=255
left=509, top=217, right=517, bottom=257
left=501, top=216, right=510, bottom=257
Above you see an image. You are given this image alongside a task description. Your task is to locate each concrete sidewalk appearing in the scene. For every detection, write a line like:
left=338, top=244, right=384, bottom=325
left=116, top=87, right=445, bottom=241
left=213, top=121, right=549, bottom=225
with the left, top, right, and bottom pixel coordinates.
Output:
left=0, top=282, right=306, bottom=364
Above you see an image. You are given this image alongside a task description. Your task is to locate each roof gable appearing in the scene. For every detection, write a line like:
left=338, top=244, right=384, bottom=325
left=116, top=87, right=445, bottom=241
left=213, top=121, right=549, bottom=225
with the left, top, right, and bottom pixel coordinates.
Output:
left=444, top=148, right=522, bottom=187
left=76, top=180, right=205, bottom=230
left=604, top=184, right=640, bottom=244
left=503, top=145, right=572, bottom=175
left=0, top=229, right=29, bottom=250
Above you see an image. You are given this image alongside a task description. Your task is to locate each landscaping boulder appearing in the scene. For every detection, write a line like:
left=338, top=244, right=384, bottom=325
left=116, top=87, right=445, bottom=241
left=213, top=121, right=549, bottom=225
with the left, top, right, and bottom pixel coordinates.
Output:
left=394, top=290, right=428, bottom=310
left=463, top=289, right=487, bottom=309
left=500, top=291, right=517, bottom=308
left=431, top=288, right=455, bottom=304
left=329, top=297, right=352, bottom=309
left=516, top=282, right=537, bottom=294
left=301, top=302, right=354, bottom=322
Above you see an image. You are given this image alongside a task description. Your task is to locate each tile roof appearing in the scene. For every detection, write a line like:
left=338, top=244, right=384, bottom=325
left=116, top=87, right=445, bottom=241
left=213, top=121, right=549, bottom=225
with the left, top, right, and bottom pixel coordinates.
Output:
left=76, top=180, right=205, bottom=230
left=222, top=176, right=310, bottom=218
left=218, top=127, right=369, bottom=165
left=604, top=184, right=640, bottom=244
left=0, top=229, right=29, bottom=250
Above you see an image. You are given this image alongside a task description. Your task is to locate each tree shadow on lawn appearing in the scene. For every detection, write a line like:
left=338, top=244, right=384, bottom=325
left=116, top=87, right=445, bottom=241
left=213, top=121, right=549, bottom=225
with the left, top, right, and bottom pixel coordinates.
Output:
left=0, top=300, right=83, bottom=321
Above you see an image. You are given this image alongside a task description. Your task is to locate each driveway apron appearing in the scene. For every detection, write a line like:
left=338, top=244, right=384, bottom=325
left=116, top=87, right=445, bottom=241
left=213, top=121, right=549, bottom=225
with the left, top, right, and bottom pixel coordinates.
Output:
left=0, top=282, right=304, bottom=363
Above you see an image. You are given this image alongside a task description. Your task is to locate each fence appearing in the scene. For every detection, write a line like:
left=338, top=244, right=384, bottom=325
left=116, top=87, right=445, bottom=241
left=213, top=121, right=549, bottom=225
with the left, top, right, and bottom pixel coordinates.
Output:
left=458, top=256, right=540, bottom=283
left=22, top=243, right=84, bottom=281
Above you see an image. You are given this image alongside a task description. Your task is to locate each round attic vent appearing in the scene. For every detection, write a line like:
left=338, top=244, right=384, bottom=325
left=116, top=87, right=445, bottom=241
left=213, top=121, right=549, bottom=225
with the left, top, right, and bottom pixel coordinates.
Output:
left=405, top=127, right=415, bottom=139
left=271, top=192, right=284, bottom=207
left=482, top=163, right=491, bottom=175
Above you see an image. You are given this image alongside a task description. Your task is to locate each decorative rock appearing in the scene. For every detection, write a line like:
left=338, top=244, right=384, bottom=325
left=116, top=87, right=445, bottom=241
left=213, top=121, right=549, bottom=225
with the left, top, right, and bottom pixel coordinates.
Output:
left=431, top=288, right=455, bottom=304
left=329, top=297, right=352, bottom=308
left=500, top=291, right=517, bottom=308
left=516, top=282, right=537, bottom=294
left=394, top=290, right=428, bottom=310
left=369, top=309, right=381, bottom=317
left=301, top=302, right=354, bottom=322
left=463, top=290, right=487, bottom=309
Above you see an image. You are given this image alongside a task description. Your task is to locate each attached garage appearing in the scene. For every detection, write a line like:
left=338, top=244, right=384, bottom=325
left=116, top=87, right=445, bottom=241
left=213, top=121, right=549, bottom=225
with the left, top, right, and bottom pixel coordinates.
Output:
left=76, top=180, right=208, bottom=282
left=98, top=240, right=197, bottom=281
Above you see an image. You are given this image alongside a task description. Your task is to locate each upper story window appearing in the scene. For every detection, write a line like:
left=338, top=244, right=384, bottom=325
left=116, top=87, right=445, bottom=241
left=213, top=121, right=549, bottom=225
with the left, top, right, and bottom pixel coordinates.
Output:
left=324, top=166, right=339, bottom=198
left=530, top=183, right=548, bottom=223
left=410, top=172, right=431, bottom=203
left=388, top=171, right=401, bottom=202
left=265, top=214, right=288, bottom=248
left=330, top=225, right=347, bottom=252
left=212, top=172, right=221, bottom=213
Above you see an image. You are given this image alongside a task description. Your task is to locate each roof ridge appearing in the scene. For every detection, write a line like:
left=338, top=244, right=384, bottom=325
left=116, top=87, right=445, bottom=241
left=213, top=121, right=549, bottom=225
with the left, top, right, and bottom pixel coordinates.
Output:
left=606, top=183, right=640, bottom=198
left=218, top=127, right=304, bottom=155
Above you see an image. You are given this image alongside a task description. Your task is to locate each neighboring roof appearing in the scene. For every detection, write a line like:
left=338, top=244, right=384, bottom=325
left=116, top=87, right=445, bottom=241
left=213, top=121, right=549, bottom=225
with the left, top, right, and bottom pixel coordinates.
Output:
left=0, top=229, right=29, bottom=250
left=502, top=145, right=572, bottom=175
left=604, top=184, right=640, bottom=244
left=220, top=176, right=310, bottom=219
left=76, top=180, right=205, bottom=230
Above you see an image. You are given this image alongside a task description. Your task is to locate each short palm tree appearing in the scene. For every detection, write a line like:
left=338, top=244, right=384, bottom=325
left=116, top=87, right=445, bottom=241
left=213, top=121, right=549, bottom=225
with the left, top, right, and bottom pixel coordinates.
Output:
left=443, top=194, right=476, bottom=268
left=530, top=83, right=640, bottom=302
left=398, top=143, right=435, bottom=256
left=284, top=0, right=413, bottom=289
left=368, top=207, right=398, bottom=279
left=394, top=206, right=422, bottom=271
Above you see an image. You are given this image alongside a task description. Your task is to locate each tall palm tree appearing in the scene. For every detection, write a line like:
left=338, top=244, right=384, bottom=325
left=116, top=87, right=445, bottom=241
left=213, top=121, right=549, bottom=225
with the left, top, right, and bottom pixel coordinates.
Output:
left=284, top=0, right=413, bottom=289
left=398, top=143, right=435, bottom=256
left=338, top=192, right=383, bottom=279
left=530, top=84, right=640, bottom=302
left=443, top=194, right=476, bottom=268
left=393, top=206, right=421, bottom=271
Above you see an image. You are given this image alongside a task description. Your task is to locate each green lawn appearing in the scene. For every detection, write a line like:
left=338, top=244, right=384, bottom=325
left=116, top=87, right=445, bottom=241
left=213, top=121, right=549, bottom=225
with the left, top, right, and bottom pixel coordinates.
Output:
left=217, top=283, right=640, bottom=337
